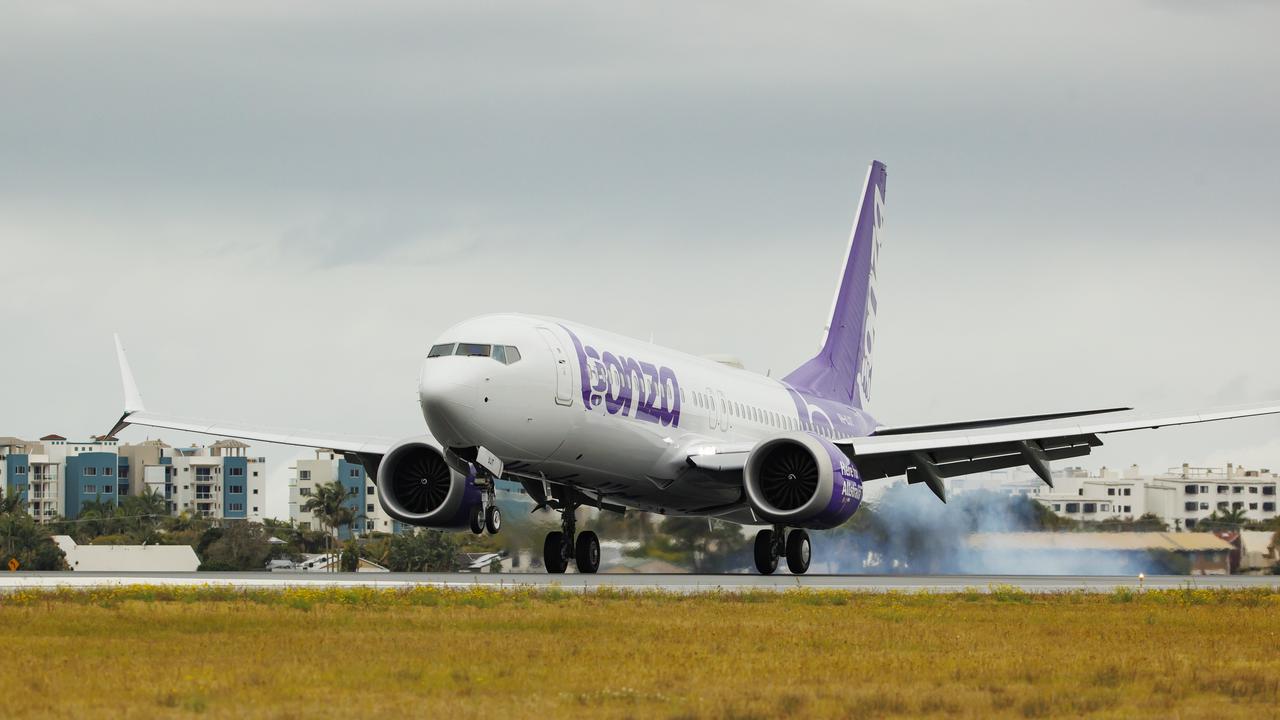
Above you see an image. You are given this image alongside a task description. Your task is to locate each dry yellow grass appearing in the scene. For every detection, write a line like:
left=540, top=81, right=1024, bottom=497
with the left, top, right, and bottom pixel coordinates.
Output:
left=1, top=585, right=1278, bottom=719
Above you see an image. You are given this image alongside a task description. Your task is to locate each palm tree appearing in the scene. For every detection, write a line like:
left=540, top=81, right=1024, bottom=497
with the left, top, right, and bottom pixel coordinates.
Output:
left=119, top=487, right=168, bottom=541
left=303, top=480, right=354, bottom=570
left=1202, top=506, right=1249, bottom=529
left=76, top=498, right=120, bottom=541
left=135, top=486, right=168, bottom=518
left=0, top=488, right=23, bottom=516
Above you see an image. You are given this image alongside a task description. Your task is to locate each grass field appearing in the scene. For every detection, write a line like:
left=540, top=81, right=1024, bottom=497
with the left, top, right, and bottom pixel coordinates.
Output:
left=1, top=585, right=1278, bottom=719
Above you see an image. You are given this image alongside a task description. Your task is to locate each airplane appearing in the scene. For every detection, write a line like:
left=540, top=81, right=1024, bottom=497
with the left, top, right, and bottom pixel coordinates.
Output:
left=109, top=160, right=1280, bottom=575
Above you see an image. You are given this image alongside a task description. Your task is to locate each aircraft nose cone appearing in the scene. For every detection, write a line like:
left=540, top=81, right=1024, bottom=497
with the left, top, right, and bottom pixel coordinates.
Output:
left=419, top=361, right=480, bottom=447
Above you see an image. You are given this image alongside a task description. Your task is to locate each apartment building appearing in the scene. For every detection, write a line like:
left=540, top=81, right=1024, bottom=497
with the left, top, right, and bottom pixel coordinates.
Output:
left=289, top=449, right=398, bottom=537
left=1021, top=463, right=1278, bottom=530
left=1, top=434, right=266, bottom=522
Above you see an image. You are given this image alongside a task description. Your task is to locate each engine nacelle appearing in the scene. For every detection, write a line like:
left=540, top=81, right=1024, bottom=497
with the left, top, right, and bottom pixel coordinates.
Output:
left=376, top=437, right=482, bottom=530
left=743, top=432, right=863, bottom=529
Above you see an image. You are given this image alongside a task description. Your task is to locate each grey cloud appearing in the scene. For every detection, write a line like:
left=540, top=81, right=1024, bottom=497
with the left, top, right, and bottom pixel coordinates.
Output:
left=2, top=1, right=1277, bottom=518
left=276, top=209, right=482, bottom=268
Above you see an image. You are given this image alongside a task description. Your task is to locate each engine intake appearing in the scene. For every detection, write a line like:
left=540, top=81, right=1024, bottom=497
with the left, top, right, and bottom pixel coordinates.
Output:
left=376, top=437, right=482, bottom=529
left=743, top=433, right=863, bottom=529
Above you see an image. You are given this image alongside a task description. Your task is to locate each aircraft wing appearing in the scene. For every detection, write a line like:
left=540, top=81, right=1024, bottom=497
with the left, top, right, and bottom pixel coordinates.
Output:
left=686, top=402, right=1280, bottom=503
left=107, top=335, right=395, bottom=457
left=844, top=402, right=1280, bottom=502
left=110, top=410, right=395, bottom=456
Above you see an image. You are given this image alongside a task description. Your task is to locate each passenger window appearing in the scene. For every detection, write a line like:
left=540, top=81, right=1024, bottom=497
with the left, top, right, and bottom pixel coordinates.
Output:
left=428, top=343, right=455, bottom=358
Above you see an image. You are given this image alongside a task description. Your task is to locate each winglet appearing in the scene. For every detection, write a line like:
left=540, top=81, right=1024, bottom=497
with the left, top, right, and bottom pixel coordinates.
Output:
left=114, top=334, right=146, bottom=413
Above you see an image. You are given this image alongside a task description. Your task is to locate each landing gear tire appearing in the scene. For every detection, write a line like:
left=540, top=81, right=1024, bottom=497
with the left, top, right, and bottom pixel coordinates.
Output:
left=786, top=529, right=811, bottom=575
left=543, top=531, right=568, bottom=574
left=484, top=505, right=502, bottom=535
left=575, top=531, right=601, bottom=574
left=469, top=505, right=485, bottom=535
left=754, top=529, right=778, bottom=575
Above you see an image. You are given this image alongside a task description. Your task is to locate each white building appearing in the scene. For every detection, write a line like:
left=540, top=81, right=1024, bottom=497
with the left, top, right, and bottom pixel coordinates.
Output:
left=159, top=439, right=268, bottom=522
left=1022, top=463, right=1278, bottom=530
left=2, top=434, right=266, bottom=523
left=289, top=449, right=396, bottom=536
left=1239, top=530, right=1279, bottom=571
left=52, top=535, right=201, bottom=572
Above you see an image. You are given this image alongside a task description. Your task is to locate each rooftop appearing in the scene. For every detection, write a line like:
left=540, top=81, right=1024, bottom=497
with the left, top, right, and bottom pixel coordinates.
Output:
left=968, top=532, right=1233, bottom=552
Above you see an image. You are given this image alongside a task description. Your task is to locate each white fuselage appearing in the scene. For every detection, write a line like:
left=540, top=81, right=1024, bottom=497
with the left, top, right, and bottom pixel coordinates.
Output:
left=419, top=314, right=876, bottom=515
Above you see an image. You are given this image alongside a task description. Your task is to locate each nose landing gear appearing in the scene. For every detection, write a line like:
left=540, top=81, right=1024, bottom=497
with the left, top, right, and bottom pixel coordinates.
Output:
left=469, top=482, right=503, bottom=535
left=484, top=504, right=502, bottom=534
left=754, top=527, right=811, bottom=575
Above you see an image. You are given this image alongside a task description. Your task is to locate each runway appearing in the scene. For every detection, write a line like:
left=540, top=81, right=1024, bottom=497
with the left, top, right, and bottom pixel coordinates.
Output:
left=2, top=572, right=1277, bottom=593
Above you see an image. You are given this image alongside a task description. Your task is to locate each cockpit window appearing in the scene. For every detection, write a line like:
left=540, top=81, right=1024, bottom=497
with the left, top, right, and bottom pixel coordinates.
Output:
left=427, top=342, right=522, bottom=363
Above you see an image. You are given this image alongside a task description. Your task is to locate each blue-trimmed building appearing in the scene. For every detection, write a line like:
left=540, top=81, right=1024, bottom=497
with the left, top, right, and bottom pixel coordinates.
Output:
left=290, top=449, right=401, bottom=537
left=63, top=451, right=120, bottom=519
left=1, top=435, right=121, bottom=521
left=157, top=439, right=265, bottom=520
left=0, top=435, right=266, bottom=523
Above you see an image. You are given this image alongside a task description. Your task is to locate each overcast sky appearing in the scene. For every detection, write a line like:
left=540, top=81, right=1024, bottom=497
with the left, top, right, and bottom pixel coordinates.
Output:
left=3, top=1, right=1278, bottom=518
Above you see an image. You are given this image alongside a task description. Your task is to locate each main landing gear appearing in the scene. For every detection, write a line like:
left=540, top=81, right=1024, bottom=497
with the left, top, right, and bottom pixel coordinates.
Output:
left=754, top=527, right=811, bottom=575
left=542, top=501, right=600, bottom=574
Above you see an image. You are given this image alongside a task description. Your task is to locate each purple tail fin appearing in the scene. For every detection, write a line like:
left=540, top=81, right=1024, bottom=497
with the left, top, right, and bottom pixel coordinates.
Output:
left=783, top=161, right=887, bottom=408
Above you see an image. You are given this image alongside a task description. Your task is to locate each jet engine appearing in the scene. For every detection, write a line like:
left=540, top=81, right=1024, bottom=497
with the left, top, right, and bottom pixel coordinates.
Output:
left=743, top=432, right=863, bottom=529
left=375, top=437, right=482, bottom=529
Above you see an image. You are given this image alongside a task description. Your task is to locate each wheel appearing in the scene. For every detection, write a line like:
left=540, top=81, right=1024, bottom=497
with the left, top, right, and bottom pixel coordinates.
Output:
left=786, top=529, right=811, bottom=575
left=469, top=505, right=485, bottom=535
left=485, top=505, right=502, bottom=535
left=754, top=529, right=778, bottom=575
left=575, top=531, right=601, bottom=574
left=543, top=531, right=567, bottom=573
left=575, top=531, right=600, bottom=574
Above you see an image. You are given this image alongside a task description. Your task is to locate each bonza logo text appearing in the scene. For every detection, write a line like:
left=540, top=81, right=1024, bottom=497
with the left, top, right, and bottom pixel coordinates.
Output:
left=563, top=328, right=682, bottom=427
